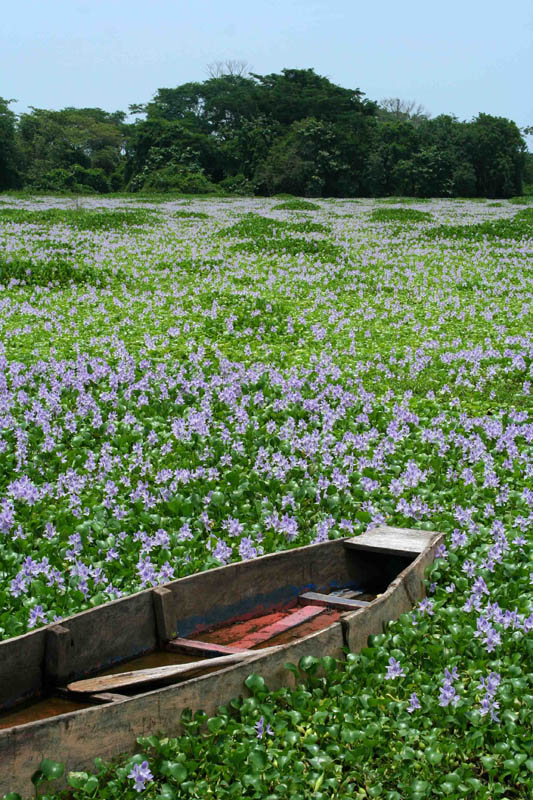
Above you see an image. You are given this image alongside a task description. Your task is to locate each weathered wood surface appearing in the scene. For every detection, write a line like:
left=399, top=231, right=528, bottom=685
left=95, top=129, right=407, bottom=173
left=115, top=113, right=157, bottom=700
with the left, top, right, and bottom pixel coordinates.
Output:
left=299, top=591, right=370, bottom=610
left=344, top=526, right=439, bottom=557
left=0, top=534, right=358, bottom=708
left=0, top=628, right=47, bottom=708
left=67, top=650, right=273, bottom=693
left=152, top=586, right=178, bottom=643
left=89, top=692, right=129, bottom=703
left=162, top=537, right=357, bottom=640
left=0, top=622, right=345, bottom=797
left=166, top=638, right=248, bottom=656
left=342, top=529, right=444, bottom=651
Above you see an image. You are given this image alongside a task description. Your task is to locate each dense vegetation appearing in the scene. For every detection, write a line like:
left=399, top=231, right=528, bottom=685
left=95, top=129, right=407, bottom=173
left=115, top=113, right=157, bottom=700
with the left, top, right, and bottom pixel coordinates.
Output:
left=0, top=194, right=532, bottom=798
left=1, top=69, right=531, bottom=197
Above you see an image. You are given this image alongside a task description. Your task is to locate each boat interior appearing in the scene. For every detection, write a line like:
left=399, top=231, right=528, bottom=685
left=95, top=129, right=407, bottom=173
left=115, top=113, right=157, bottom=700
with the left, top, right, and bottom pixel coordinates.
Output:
left=0, top=535, right=416, bottom=730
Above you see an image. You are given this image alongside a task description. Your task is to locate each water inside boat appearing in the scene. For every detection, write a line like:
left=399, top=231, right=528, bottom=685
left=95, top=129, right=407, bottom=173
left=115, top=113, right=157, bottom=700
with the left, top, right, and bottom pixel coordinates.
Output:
left=0, top=696, right=94, bottom=730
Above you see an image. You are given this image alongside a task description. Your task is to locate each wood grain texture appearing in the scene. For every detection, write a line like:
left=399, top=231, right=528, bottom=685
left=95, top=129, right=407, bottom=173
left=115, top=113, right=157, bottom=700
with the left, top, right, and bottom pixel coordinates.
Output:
left=152, top=587, right=177, bottom=643
left=0, top=622, right=345, bottom=797
left=0, top=629, right=47, bottom=708
left=0, top=534, right=361, bottom=712
left=299, top=592, right=370, bottom=610
left=166, top=638, right=250, bottom=656
left=344, top=525, right=441, bottom=557
left=67, top=650, right=264, bottom=693
left=44, top=625, right=71, bottom=686
left=161, top=537, right=356, bottom=639
left=89, top=692, right=129, bottom=703
left=342, top=530, right=445, bottom=652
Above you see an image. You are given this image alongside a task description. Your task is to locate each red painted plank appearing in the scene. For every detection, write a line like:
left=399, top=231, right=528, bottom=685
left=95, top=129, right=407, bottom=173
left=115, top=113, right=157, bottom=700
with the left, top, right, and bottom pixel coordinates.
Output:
left=165, top=638, right=249, bottom=656
left=230, top=605, right=325, bottom=650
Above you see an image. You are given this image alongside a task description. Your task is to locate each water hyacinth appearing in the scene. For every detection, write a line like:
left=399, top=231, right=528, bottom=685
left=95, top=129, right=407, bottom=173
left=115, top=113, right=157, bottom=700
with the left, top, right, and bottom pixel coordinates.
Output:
left=1, top=195, right=533, bottom=797
left=127, top=759, right=153, bottom=793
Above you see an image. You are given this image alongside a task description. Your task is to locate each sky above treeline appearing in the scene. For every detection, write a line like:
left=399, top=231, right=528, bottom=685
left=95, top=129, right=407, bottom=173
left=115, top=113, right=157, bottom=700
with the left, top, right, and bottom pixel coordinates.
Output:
left=3, top=0, right=532, bottom=149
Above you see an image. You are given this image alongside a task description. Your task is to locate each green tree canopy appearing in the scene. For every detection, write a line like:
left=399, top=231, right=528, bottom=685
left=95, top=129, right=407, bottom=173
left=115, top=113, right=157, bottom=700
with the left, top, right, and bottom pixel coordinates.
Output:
left=3, top=70, right=529, bottom=198
left=0, top=97, right=20, bottom=189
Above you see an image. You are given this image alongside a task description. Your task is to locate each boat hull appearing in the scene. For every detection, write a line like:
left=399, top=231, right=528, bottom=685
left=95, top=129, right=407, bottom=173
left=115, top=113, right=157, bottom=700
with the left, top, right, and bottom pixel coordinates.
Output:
left=0, top=526, right=443, bottom=796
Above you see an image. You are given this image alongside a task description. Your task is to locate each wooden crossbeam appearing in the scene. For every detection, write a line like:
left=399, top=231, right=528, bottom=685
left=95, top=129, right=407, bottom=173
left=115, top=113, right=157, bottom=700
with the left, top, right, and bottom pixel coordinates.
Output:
left=299, top=591, right=370, bottom=610
left=166, top=638, right=250, bottom=657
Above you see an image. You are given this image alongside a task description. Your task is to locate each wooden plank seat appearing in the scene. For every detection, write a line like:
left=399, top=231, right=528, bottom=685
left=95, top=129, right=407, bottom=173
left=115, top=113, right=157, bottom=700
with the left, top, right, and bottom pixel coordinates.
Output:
left=299, top=591, right=371, bottom=610
left=343, top=527, right=435, bottom=557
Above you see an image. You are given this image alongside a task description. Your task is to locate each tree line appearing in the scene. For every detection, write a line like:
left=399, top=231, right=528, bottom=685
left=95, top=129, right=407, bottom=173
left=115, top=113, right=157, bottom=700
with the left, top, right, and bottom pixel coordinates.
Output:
left=1, top=68, right=531, bottom=197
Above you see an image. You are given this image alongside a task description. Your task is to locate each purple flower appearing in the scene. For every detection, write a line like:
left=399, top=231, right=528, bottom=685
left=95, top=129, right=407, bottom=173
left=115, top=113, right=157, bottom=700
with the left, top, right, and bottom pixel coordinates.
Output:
left=444, top=666, right=459, bottom=682
left=212, top=538, right=232, bottom=565
left=255, top=715, right=273, bottom=739
left=439, top=667, right=460, bottom=707
left=418, top=597, right=434, bottom=616
left=439, top=683, right=459, bottom=707
left=28, top=604, right=47, bottom=629
left=450, top=529, right=467, bottom=549
left=385, top=657, right=405, bottom=680
left=478, top=672, right=501, bottom=722
left=224, top=517, right=244, bottom=537
left=239, top=536, right=258, bottom=560
left=435, top=543, right=448, bottom=560
left=137, top=555, right=156, bottom=587
left=127, top=760, right=153, bottom=792
left=472, top=576, right=490, bottom=597
left=407, top=692, right=421, bottom=713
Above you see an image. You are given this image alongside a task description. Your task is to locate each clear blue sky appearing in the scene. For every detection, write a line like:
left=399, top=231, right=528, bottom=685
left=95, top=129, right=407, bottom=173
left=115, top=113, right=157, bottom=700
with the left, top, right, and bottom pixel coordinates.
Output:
left=3, top=0, right=532, bottom=148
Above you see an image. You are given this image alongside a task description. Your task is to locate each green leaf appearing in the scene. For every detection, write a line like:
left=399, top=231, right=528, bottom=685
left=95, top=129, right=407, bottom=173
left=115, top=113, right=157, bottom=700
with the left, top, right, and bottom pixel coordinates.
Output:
left=85, top=776, right=99, bottom=794
left=157, top=784, right=177, bottom=800
left=425, top=748, right=443, bottom=765
left=319, top=655, right=337, bottom=673
left=440, top=782, right=456, bottom=794
left=161, top=761, right=188, bottom=781
left=207, top=716, right=225, bottom=733
left=32, top=758, right=65, bottom=784
left=248, top=748, right=268, bottom=771
left=242, top=774, right=263, bottom=790
left=67, top=772, right=89, bottom=789
left=313, top=773, right=324, bottom=792
left=245, top=673, right=267, bottom=694
left=285, top=730, right=300, bottom=745
left=481, top=755, right=497, bottom=772
left=298, top=655, right=318, bottom=674
left=284, top=662, right=300, bottom=678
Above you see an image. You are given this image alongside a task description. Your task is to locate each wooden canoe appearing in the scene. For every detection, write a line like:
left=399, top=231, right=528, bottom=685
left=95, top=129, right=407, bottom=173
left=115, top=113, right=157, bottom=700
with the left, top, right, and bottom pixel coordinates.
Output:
left=0, top=525, right=443, bottom=796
